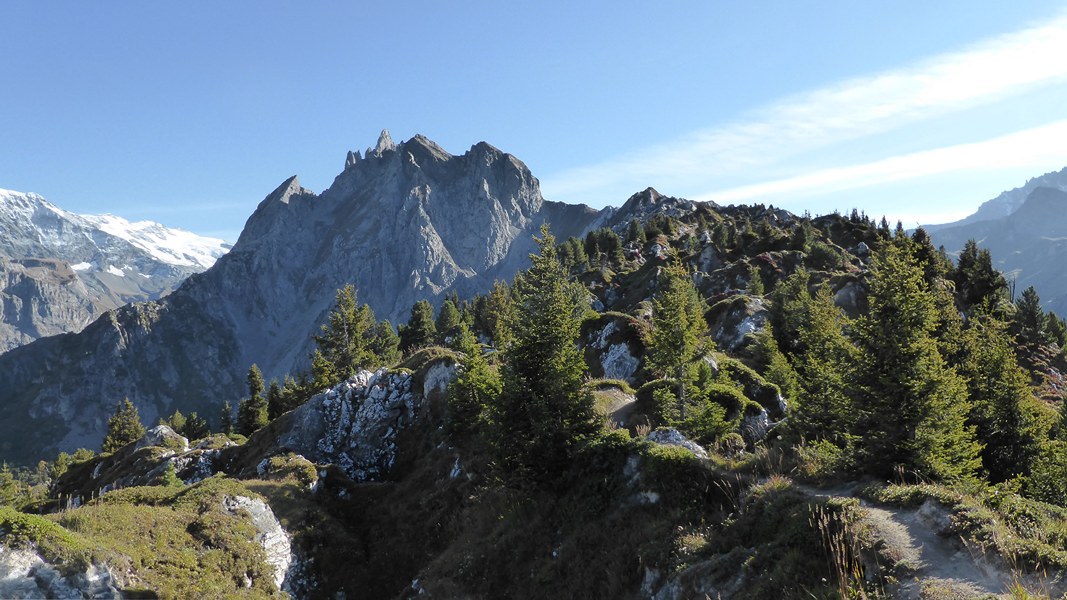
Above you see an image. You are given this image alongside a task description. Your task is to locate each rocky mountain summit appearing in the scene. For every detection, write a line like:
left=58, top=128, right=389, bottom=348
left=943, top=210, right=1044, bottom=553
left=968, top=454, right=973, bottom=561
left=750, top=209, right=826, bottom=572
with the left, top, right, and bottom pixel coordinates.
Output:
left=0, top=188, right=229, bottom=353
left=0, top=132, right=605, bottom=463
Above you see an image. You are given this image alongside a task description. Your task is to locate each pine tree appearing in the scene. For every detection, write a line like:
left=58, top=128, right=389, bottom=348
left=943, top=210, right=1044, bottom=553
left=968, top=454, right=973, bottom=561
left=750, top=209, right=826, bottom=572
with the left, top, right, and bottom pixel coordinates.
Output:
left=491, top=224, right=595, bottom=485
left=958, top=317, right=1044, bottom=482
left=789, top=284, right=856, bottom=444
left=645, top=255, right=709, bottom=420
left=314, top=284, right=375, bottom=377
left=237, top=364, right=268, bottom=436
left=399, top=300, right=437, bottom=353
left=369, top=320, right=401, bottom=365
left=851, top=244, right=981, bottom=481
left=103, top=398, right=146, bottom=453
left=1013, top=286, right=1049, bottom=347
left=220, top=400, right=234, bottom=435
left=266, top=379, right=285, bottom=420
left=182, top=412, right=210, bottom=440
left=747, top=262, right=765, bottom=295
left=954, top=239, right=1007, bottom=315
left=448, top=321, right=502, bottom=440
left=436, top=299, right=462, bottom=344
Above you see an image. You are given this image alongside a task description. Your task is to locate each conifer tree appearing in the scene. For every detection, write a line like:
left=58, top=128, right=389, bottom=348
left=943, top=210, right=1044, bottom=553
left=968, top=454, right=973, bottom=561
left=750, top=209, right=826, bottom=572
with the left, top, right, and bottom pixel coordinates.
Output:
left=851, top=244, right=981, bottom=481
left=103, top=398, right=146, bottom=452
left=491, top=224, right=595, bottom=484
left=747, top=262, right=765, bottom=295
left=646, top=255, right=709, bottom=420
left=626, top=219, right=647, bottom=246
left=954, top=239, right=1007, bottom=314
left=399, top=300, right=437, bottom=353
left=266, top=379, right=285, bottom=420
left=237, top=364, right=268, bottom=436
left=957, top=318, right=1044, bottom=482
left=369, top=320, right=401, bottom=365
left=162, top=409, right=186, bottom=433
left=1013, top=286, right=1049, bottom=347
left=314, top=284, right=375, bottom=377
left=436, top=299, right=462, bottom=344
left=790, top=284, right=856, bottom=444
left=182, top=412, right=210, bottom=440
left=448, top=321, right=502, bottom=440
left=220, top=400, right=234, bottom=435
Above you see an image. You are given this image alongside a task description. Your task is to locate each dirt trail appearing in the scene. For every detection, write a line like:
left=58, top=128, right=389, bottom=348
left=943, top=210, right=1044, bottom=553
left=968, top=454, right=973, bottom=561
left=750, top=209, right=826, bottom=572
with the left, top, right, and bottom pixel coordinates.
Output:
left=802, top=484, right=1011, bottom=599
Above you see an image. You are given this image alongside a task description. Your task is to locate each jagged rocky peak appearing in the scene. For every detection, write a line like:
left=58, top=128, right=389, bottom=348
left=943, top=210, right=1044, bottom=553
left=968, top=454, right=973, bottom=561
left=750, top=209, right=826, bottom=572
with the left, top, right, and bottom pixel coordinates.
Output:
left=368, top=128, right=397, bottom=156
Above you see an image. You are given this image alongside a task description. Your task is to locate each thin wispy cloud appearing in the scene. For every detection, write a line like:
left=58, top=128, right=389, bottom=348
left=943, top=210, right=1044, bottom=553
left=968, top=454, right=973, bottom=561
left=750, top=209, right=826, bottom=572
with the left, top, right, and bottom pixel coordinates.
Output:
left=701, top=119, right=1067, bottom=203
left=543, top=11, right=1067, bottom=203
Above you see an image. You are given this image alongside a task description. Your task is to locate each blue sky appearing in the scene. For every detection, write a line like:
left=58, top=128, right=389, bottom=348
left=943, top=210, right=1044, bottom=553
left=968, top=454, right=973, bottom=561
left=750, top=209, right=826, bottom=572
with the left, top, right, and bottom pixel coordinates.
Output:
left=3, top=2, right=1067, bottom=242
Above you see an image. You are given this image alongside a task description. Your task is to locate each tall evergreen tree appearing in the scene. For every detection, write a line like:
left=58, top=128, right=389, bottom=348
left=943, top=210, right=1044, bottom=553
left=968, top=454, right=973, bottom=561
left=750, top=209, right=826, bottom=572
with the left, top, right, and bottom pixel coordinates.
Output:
left=182, top=412, right=210, bottom=440
left=399, top=300, right=437, bottom=353
left=958, top=318, right=1044, bottom=482
left=448, top=321, right=502, bottom=441
left=220, top=400, right=234, bottom=435
left=790, top=284, right=856, bottom=444
left=491, top=224, right=595, bottom=485
left=103, top=398, right=146, bottom=452
left=954, top=239, right=1007, bottom=315
left=237, top=364, right=268, bottom=436
left=1013, top=286, right=1049, bottom=347
left=315, top=284, right=375, bottom=377
left=368, top=320, right=401, bottom=366
left=436, top=299, right=462, bottom=344
left=646, top=256, right=709, bottom=420
left=851, top=244, right=981, bottom=481
left=626, top=219, right=647, bottom=246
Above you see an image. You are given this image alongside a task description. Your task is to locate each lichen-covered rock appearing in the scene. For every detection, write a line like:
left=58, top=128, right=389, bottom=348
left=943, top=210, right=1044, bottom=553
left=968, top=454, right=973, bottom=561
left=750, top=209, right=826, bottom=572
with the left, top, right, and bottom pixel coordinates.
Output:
left=740, top=408, right=771, bottom=446
left=276, top=367, right=455, bottom=481
left=646, top=428, right=708, bottom=459
left=221, top=495, right=291, bottom=591
left=0, top=546, right=121, bottom=599
left=134, top=424, right=189, bottom=453
left=708, top=296, right=768, bottom=351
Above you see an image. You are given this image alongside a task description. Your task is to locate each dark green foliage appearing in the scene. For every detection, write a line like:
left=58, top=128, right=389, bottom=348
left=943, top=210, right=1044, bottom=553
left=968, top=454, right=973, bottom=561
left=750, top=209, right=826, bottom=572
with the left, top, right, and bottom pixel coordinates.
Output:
left=747, top=261, right=765, bottom=295
left=368, top=320, right=401, bottom=366
left=181, top=412, right=210, bottom=441
left=1014, top=286, right=1050, bottom=347
left=102, top=398, right=146, bottom=453
left=851, top=244, right=981, bottom=481
left=266, top=379, right=285, bottom=420
left=1025, top=441, right=1067, bottom=506
left=954, top=239, right=1008, bottom=315
left=645, top=257, right=709, bottom=420
left=750, top=325, right=799, bottom=401
left=435, top=299, right=462, bottom=344
left=314, top=284, right=376, bottom=378
left=219, top=400, right=234, bottom=435
left=958, top=318, right=1046, bottom=482
left=447, top=322, right=501, bottom=441
left=584, top=227, right=625, bottom=267
left=789, top=284, right=856, bottom=444
left=767, top=268, right=811, bottom=356
left=237, top=364, right=268, bottom=436
left=626, top=219, right=646, bottom=245
left=910, top=228, right=951, bottom=284
left=491, top=224, right=596, bottom=486
left=400, top=299, right=437, bottom=353
left=1046, top=312, right=1067, bottom=348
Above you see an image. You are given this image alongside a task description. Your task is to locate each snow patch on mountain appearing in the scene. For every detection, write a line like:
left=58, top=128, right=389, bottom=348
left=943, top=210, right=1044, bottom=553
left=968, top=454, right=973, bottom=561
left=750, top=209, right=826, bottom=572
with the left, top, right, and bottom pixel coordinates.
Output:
left=82, top=214, right=231, bottom=269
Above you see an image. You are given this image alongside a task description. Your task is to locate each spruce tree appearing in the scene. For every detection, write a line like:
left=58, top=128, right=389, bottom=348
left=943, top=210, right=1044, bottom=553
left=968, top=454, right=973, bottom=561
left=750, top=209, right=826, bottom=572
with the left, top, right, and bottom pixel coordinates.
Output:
left=314, top=284, right=375, bottom=377
left=103, top=398, right=146, bottom=452
left=237, top=364, right=268, bottom=436
left=491, top=224, right=595, bottom=485
left=646, top=256, right=709, bottom=420
left=436, top=299, right=462, bottom=344
left=958, top=317, right=1044, bottom=482
left=626, top=219, right=647, bottom=246
left=852, top=244, right=981, bottom=481
left=747, top=262, right=765, bottom=295
left=954, top=239, right=1007, bottom=314
left=399, top=300, right=437, bottom=353
left=1013, top=286, right=1049, bottom=347
left=220, top=400, right=234, bottom=435
left=369, top=320, right=401, bottom=365
left=448, top=321, right=502, bottom=440
left=267, top=379, right=285, bottom=420
left=182, top=412, right=210, bottom=440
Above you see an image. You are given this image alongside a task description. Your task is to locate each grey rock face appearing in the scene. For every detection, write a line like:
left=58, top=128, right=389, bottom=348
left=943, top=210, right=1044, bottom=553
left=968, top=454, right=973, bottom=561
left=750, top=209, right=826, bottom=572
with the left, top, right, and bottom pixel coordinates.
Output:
left=0, top=133, right=601, bottom=465
left=221, top=496, right=291, bottom=591
left=275, top=363, right=456, bottom=481
left=0, top=189, right=228, bottom=353
left=0, top=546, right=120, bottom=599
left=646, top=428, right=708, bottom=459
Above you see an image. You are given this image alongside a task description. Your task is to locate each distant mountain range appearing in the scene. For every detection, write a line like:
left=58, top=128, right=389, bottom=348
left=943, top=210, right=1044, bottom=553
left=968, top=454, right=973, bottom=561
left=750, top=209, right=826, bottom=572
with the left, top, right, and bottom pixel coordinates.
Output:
left=0, top=188, right=229, bottom=352
left=924, top=167, right=1067, bottom=315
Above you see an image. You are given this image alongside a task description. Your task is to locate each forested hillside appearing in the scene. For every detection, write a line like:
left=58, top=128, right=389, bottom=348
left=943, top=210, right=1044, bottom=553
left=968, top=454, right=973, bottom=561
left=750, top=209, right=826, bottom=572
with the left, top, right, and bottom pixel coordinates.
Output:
left=2, top=200, right=1066, bottom=599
